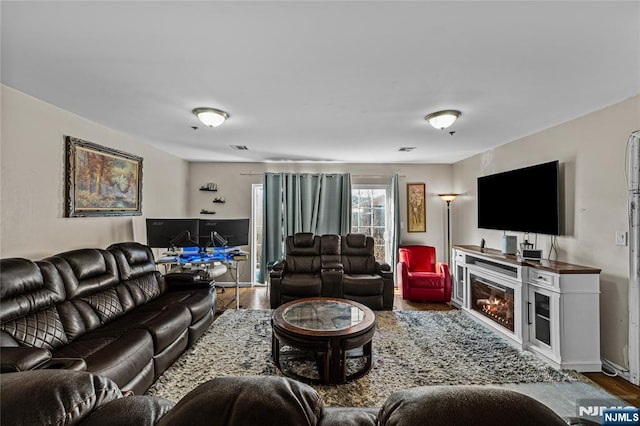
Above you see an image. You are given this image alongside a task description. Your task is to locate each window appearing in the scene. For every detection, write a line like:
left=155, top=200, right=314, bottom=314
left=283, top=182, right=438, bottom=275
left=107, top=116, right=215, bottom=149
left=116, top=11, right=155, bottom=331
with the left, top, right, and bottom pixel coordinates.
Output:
left=351, top=186, right=390, bottom=263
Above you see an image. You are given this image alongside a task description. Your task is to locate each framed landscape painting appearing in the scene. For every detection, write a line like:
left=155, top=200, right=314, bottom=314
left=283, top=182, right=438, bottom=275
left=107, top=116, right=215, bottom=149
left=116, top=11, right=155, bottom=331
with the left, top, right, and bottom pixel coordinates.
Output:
left=65, top=136, right=143, bottom=217
left=407, top=183, right=426, bottom=232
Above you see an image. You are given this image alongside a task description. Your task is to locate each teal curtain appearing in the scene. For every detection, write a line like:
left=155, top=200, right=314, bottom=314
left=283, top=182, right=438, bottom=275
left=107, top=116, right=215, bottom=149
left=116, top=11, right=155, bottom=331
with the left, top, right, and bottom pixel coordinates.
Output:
left=259, top=173, right=351, bottom=282
left=390, top=173, right=401, bottom=280
left=261, top=173, right=285, bottom=283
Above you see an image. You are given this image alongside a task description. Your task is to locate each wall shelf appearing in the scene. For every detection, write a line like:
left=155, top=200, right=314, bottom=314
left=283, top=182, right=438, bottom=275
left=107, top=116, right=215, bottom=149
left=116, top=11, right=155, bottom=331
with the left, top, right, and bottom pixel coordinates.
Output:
left=199, top=187, right=218, bottom=192
left=200, top=210, right=216, bottom=215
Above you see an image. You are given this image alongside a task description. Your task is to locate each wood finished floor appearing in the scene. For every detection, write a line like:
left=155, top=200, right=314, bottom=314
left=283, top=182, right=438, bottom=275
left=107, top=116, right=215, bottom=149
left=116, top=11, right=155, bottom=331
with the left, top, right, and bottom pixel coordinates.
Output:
left=215, top=286, right=639, bottom=406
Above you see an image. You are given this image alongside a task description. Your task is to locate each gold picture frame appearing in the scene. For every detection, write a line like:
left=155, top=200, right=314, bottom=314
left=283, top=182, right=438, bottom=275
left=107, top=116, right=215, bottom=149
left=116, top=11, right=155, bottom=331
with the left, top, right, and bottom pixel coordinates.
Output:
left=64, top=136, right=143, bottom=217
left=407, top=183, right=426, bottom=232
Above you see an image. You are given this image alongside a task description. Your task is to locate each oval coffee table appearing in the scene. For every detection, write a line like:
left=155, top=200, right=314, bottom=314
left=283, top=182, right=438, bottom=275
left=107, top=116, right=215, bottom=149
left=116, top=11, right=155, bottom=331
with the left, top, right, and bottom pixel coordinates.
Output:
left=271, top=297, right=376, bottom=384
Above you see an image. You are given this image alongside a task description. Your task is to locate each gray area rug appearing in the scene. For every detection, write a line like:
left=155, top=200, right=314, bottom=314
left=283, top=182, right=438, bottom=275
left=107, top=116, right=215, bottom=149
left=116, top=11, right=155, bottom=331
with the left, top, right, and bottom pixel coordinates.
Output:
left=146, top=309, right=575, bottom=406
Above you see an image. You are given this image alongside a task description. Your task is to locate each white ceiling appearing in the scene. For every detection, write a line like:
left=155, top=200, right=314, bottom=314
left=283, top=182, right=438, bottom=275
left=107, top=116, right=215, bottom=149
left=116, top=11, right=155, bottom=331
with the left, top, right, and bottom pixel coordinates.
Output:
left=2, top=1, right=639, bottom=164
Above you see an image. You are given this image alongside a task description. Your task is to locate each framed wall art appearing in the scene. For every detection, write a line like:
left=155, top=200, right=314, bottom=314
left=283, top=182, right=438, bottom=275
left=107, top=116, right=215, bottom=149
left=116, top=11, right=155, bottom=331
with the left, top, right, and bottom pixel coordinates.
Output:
left=64, top=136, right=143, bottom=217
left=407, top=183, right=426, bottom=232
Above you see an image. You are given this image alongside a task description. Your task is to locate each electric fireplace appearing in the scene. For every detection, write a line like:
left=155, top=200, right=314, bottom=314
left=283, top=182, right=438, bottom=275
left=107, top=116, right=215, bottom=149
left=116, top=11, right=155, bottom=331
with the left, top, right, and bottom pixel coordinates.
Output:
left=470, top=273, right=515, bottom=332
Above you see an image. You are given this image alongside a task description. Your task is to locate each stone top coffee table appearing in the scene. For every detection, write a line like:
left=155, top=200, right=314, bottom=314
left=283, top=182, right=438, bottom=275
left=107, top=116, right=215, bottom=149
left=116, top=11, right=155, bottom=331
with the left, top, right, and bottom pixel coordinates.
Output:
left=271, top=297, right=376, bottom=384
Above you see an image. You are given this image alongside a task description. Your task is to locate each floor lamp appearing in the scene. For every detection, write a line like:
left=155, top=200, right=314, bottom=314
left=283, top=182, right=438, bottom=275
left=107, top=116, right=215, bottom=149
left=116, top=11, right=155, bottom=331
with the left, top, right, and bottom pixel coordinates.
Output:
left=438, top=193, right=460, bottom=265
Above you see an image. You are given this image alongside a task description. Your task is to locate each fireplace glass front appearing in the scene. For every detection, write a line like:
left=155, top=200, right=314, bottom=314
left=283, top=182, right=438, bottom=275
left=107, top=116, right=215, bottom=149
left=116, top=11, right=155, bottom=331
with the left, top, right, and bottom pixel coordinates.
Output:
left=470, top=274, right=515, bottom=332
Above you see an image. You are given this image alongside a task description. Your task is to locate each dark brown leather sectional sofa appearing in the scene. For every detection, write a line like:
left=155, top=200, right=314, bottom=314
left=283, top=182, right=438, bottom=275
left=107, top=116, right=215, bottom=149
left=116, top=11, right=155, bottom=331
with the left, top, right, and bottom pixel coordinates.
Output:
left=0, top=370, right=599, bottom=425
left=0, top=242, right=216, bottom=394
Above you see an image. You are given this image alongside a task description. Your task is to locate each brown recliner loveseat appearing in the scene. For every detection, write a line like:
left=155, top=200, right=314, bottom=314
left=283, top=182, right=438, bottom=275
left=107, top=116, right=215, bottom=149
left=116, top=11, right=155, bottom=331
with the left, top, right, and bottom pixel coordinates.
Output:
left=270, top=233, right=393, bottom=310
left=0, top=242, right=216, bottom=394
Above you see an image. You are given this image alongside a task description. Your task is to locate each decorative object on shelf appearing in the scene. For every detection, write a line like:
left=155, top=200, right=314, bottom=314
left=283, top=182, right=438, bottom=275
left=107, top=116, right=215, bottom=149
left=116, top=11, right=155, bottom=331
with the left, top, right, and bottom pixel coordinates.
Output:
left=64, top=136, right=143, bottom=217
left=199, top=183, right=217, bottom=191
left=200, top=210, right=216, bottom=215
left=407, top=183, right=426, bottom=233
left=193, top=107, right=229, bottom=127
left=425, top=110, right=460, bottom=130
left=438, top=193, right=460, bottom=264
left=212, top=197, right=225, bottom=203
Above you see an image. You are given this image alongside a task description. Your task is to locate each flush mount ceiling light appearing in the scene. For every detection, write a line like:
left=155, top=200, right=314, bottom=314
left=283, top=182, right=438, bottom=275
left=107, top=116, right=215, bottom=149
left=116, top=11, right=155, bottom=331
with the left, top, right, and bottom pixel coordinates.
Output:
left=192, top=107, right=229, bottom=128
left=425, top=110, right=461, bottom=130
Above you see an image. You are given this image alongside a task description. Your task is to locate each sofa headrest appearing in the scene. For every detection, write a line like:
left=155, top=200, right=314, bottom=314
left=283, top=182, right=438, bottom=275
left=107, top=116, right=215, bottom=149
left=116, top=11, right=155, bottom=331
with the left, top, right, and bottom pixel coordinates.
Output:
left=108, top=242, right=157, bottom=281
left=108, top=242, right=150, bottom=265
left=345, top=233, right=367, bottom=248
left=286, top=234, right=321, bottom=257
left=157, top=376, right=324, bottom=426
left=0, top=259, right=66, bottom=322
left=378, top=386, right=568, bottom=426
left=293, top=233, right=315, bottom=247
left=46, top=249, right=119, bottom=299
left=342, top=234, right=374, bottom=258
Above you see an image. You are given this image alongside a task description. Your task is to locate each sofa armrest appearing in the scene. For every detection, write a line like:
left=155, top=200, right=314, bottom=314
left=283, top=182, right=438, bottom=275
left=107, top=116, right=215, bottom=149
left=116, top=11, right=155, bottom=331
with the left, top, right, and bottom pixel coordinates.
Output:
left=376, top=261, right=392, bottom=273
left=377, top=262, right=395, bottom=310
left=269, top=260, right=287, bottom=308
left=1, top=346, right=52, bottom=372
left=270, top=259, right=286, bottom=275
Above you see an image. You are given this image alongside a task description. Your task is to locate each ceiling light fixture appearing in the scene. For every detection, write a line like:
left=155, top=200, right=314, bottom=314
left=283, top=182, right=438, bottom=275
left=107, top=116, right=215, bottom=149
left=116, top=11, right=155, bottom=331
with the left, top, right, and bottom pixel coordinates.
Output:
left=193, top=107, right=229, bottom=128
left=425, top=110, right=460, bottom=130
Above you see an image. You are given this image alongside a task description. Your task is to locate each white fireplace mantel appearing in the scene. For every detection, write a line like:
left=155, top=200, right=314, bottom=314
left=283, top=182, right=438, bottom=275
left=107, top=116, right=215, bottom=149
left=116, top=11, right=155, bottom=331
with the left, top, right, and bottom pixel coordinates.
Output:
left=451, top=245, right=601, bottom=372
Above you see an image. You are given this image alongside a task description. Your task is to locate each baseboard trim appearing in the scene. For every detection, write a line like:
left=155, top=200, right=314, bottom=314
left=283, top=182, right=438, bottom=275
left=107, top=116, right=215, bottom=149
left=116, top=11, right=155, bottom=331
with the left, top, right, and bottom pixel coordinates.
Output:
left=601, top=358, right=631, bottom=381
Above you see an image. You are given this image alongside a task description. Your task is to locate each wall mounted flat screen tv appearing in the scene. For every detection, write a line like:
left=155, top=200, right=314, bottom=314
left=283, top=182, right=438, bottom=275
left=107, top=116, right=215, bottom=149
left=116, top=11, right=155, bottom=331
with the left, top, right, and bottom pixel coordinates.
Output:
left=477, top=161, right=560, bottom=235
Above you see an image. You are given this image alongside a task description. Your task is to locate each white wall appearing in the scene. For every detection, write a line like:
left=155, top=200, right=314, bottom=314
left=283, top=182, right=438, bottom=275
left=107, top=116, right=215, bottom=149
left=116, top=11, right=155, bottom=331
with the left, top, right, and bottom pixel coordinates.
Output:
left=188, top=162, right=453, bottom=282
left=452, top=95, right=640, bottom=369
left=0, top=85, right=189, bottom=259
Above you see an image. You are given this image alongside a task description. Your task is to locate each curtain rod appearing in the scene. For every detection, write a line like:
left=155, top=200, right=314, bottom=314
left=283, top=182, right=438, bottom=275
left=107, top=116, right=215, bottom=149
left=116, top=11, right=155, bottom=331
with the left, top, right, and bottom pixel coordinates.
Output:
left=239, top=173, right=405, bottom=178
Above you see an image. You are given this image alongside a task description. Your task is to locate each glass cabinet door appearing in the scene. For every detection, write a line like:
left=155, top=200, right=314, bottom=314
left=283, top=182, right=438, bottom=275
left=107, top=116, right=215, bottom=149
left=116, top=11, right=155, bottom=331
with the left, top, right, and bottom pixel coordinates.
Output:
left=455, top=264, right=465, bottom=302
left=534, top=291, right=551, bottom=346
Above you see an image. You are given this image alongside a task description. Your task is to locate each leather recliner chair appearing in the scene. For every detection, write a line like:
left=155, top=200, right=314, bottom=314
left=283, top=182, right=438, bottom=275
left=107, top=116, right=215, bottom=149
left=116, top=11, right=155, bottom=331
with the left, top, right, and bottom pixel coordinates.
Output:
left=340, top=234, right=394, bottom=310
left=397, top=245, right=451, bottom=302
left=270, top=233, right=323, bottom=308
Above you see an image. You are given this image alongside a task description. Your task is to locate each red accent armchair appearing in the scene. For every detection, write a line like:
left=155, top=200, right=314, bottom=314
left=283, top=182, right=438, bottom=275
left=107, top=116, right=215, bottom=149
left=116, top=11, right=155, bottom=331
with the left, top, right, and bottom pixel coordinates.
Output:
left=397, top=245, right=451, bottom=302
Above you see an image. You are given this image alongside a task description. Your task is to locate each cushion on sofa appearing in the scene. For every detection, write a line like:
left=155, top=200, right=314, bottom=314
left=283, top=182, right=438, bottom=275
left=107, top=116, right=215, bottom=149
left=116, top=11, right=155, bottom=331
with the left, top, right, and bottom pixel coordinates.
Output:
left=157, top=376, right=324, bottom=426
left=54, top=329, right=154, bottom=388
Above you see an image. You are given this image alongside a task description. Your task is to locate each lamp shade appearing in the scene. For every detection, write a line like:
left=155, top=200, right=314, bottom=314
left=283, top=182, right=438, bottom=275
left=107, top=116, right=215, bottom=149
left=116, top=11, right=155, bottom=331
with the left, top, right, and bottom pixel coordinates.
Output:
left=425, top=110, right=460, bottom=130
left=193, top=107, right=229, bottom=127
left=438, top=193, right=460, bottom=203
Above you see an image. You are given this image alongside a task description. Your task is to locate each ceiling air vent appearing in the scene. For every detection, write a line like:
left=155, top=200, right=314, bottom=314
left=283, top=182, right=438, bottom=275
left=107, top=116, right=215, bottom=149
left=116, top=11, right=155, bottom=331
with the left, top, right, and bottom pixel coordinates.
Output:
left=230, top=145, right=249, bottom=151
left=398, top=147, right=416, bottom=152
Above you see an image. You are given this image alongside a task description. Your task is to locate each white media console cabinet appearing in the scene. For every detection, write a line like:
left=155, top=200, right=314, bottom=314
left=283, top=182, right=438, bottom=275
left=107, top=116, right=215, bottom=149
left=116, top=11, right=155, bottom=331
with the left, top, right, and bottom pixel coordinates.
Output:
left=451, top=245, right=601, bottom=372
